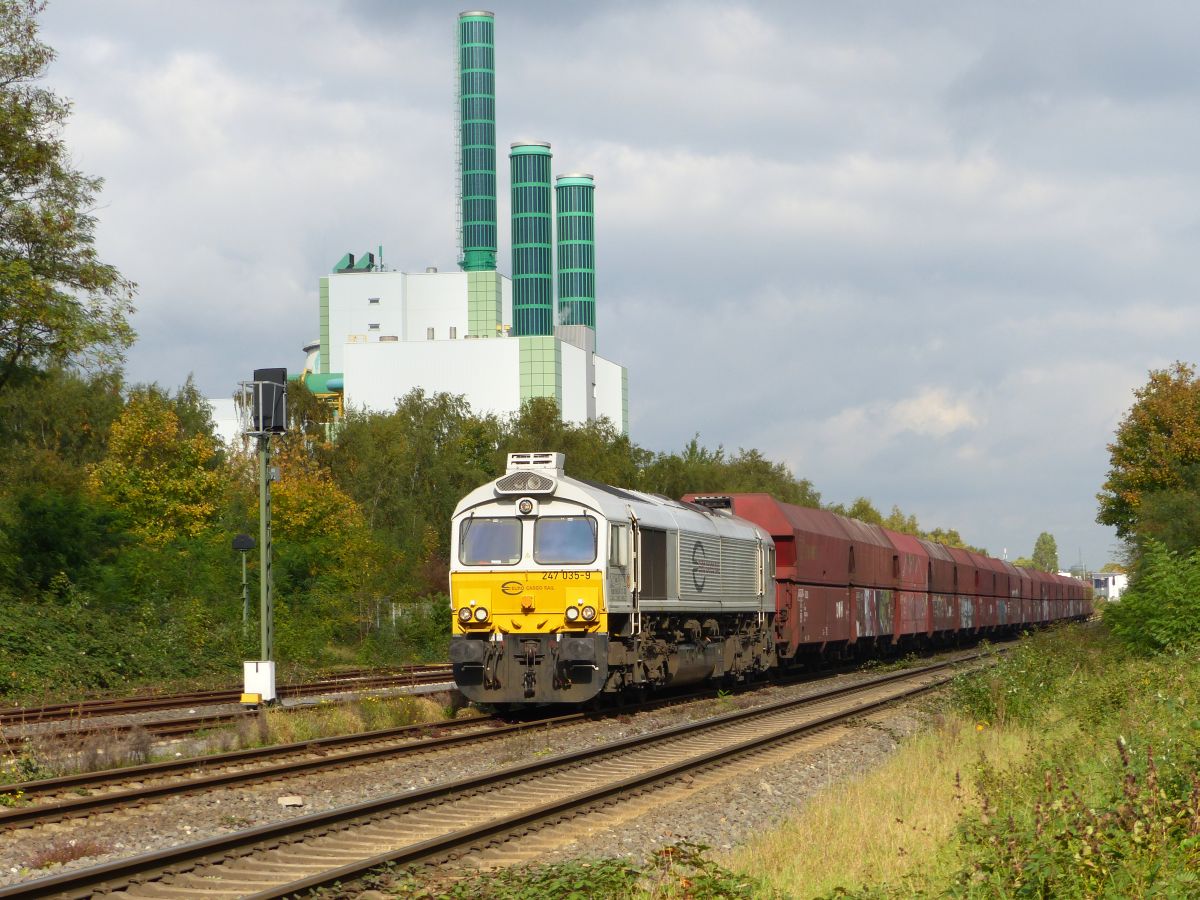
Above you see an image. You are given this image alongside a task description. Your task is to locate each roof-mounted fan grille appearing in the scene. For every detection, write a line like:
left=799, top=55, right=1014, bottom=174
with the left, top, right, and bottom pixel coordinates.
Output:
left=496, top=471, right=555, bottom=494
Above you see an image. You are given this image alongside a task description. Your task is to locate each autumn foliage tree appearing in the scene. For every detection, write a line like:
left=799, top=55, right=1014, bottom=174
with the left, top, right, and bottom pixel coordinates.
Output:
left=87, top=389, right=222, bottom=545
left=1098, top=362, right=1200, bottom=552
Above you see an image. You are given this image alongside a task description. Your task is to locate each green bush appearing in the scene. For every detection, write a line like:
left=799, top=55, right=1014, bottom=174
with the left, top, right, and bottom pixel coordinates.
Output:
left=0, top=592, right=242, bottom=700
left=950, top=626, right=1126, bottom=727
left=356, top=596, right=450, bottom=666
left=1105, top=539, right=1200, bottom=651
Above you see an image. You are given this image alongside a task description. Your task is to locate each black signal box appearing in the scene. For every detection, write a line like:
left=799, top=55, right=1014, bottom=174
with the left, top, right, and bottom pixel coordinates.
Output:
left=252, top=368, right=287, bottom=433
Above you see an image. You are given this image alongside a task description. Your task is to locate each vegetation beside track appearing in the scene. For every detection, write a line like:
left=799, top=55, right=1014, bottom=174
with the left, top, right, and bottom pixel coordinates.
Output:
left=725, top=622, right=1200, bottom=897
left=378, top=841, right=768, bottom=899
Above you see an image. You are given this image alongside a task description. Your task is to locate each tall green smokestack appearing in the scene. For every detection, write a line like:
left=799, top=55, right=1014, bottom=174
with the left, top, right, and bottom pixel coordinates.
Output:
left=556, top=173, right=596, bottom=331
left=458, top=11, right=496, bottom=272
left=510, top=141, right=553, bottom=336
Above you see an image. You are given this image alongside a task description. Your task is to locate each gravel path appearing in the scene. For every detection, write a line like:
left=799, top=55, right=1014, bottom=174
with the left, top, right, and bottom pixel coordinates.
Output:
left=0, top=663, right=955, bottom=887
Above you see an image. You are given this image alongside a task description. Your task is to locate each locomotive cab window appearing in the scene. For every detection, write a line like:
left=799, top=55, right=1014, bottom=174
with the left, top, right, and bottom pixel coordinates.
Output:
left=459, top=517, right=521, bottom=566
left=534, top=516, right=598, bottom=564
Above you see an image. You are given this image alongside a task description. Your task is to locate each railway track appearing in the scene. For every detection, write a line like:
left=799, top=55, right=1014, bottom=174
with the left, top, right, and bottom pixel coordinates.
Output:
left=0, top=666, right=453, bottom=729
left=0, top=713, right=569, bottom=830
left=0, top=653, right=985, bottom=899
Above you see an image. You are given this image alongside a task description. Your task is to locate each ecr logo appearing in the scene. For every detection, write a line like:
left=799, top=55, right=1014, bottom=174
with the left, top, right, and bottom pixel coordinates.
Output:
left=691, top=541, right=720, bottom=592
left=501, top=581, right=523, bottom=596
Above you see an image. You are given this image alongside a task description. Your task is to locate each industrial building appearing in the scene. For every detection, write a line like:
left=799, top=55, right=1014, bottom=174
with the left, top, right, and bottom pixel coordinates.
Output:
left=298, top=10, right=628, bottom=432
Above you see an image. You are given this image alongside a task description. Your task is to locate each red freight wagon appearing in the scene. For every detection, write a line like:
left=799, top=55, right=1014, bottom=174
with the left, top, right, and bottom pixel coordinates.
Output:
left=699, top=494, right=855, bottom=659
left=837, top=516, right=900, bottom=642
left=1016, top=565, right=1034, bottom=625
left=978, top=555, right=1011, bottom=626
left=963, top=550, right=998, bottom=631
left=1000, top=560, right=1023, bottom=626
left=884, top=528, right=931, bottom=638
left=681, top=492, right=1090, bottom=666
left=1029, top=570, right=1053, bottom=622
left=946, top=547, right=985, bottom=631
left=919, top=539, right=959, bottom=634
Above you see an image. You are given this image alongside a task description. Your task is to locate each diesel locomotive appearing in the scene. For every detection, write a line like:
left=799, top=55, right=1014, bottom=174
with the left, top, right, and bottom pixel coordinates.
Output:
left=448, top=453, right=1091, bottom=706
left=448, top=452, right=776, bottom=704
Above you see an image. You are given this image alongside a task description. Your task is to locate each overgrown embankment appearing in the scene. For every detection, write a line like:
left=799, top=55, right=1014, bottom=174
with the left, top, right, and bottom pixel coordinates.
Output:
left=731, top=622, right=1200, bottom=898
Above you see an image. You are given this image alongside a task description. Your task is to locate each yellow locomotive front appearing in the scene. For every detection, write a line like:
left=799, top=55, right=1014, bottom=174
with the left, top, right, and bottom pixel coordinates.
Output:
left=449, top=453, right=613, bottom=704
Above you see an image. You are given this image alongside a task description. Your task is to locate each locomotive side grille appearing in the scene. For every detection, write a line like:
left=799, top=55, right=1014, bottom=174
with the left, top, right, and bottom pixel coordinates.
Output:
left=718, top=538, right=761, bottom=602
left=496, top=471, right=556, bottom=494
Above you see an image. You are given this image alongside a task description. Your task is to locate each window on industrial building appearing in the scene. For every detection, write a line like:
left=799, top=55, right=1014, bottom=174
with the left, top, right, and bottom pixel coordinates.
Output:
left=368, top=297, right=380, bottom=304
left=426, top=327, right=435, bottom=340
left=449, top=327, right=457, bottom=339
left=368, top=323, right=380, bottom=331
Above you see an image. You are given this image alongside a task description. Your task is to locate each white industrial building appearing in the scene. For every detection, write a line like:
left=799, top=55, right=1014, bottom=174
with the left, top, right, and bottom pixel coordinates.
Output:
left=301, top=262, right=628, bottom=432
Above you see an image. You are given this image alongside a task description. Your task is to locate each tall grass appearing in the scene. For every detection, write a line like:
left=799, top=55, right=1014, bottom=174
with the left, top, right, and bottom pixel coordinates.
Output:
left=728, top=716, right=1032, bottom=897
left=262, top=694, right=451, bottom=744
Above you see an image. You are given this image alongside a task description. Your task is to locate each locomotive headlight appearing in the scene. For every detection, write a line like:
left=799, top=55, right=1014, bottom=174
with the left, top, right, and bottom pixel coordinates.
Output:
left=564, top=606, right=581, bottom=622
left=581, top=605, right=597, bottom=622
left=458, top=607, right=472, bottom=624
left=474, top=606, right=489, bottom=622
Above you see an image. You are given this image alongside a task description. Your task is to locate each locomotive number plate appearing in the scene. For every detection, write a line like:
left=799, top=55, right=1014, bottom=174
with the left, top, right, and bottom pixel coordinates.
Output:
left=540, top=571, right=594, bottom=581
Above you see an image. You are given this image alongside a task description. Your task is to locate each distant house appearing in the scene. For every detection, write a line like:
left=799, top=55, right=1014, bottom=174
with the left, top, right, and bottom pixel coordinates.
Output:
left=1092, top=571, right=1128, bottom=602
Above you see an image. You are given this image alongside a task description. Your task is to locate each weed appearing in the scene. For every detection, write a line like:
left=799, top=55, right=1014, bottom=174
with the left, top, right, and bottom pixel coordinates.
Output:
left=0, top=790, right=25, bottom=807
left=0, top=737, right=50, bottom=782
left=26, top=838, right=110, bottom=869
left=379, top=841, right=770, bottom=899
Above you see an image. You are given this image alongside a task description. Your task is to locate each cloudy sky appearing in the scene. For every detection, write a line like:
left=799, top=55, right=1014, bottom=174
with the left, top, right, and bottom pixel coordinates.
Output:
left=39, top=0, right=1200, bottom=568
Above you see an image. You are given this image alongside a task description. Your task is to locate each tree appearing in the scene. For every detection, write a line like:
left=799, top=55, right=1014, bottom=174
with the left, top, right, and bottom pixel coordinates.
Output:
left=0, top=1, right=134, bottom=392
left=1097, top=362, right=1200, bottom=542
left=826, top=497, right=882, bottom=523
left=1032, top=532, right=1059, bottom=572
left=87, top=389, right=222, bottom=545
left=642, top=436, right=820, bottom=507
